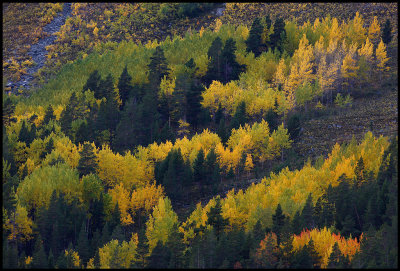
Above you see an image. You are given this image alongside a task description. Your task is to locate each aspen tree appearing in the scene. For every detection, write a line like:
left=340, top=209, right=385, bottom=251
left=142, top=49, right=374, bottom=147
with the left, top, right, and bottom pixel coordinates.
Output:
left=368, top=16, right=381, bottom=46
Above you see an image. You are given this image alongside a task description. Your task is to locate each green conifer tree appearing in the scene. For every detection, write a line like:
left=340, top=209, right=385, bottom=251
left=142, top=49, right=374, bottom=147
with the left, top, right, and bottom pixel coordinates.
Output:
left=117, top=65, right=134, bottom=109
left=43, top=105, right=55, bottom=125
left=3, top=97, right=17, bottom=126
left=77, top=142, right=98, bottom=178
left=246, top=17, right=264, bottom=57
left=272, top=203, right=286, bottom=245
left=382, top=19, right=392, bottom=45
left=83, top=70, right=102, bottom=99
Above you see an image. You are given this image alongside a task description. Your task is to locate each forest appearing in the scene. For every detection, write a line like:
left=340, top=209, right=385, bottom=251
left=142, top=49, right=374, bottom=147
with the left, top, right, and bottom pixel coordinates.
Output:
left=2, top=2, right=398, bottom=269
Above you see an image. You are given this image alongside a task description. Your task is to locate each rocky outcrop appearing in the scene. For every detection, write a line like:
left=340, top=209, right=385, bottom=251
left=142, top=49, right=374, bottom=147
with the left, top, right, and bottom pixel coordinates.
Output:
left=8, top=3, right=72, bottom=92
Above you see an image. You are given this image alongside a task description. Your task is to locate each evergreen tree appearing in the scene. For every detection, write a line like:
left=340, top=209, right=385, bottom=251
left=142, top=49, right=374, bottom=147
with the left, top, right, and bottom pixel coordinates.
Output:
left=100, top=222, right=111, bottom=247
left=148, top=46, right=170, bottom=85
left=217, top=117, right=228, bottom=144
left=147, top=241, right=170, bottom=269
left=204, top=37, right=223, bottom=85
left=264, top=98, right=279, bottom=131
left=246, top=17, right=264, bottom=57
left=32, top=235, right=48, bottom=268
left=48, top=250, right=55, bottom=269
left=306, top=239, right=322, bottom=268
left=327, top=242, right=341, bottom=268
left=83, top=70, right=102, bottom=99
left=109, top=203, right=121, bottom=234
left=4, top=242, right=18, bottom=269
left=272, top=203, right=286, bottom=245
left=207, top=197, right=228, bottom=239
left=269, top=17, right=286, bottom=52
left=301, top=193, right=315, bottom=230
left=76, top=221, right=90, bottom=265
left=110, top=225, right=125, bottom=242
left=135, top=228, right=149, bottom=268
left=287, top=113, right=301, bottom=140
left=18, top=120, right=31, bottom=145
left=341, top=214, right=357, bottom=237
left=43, top=104, right=55, bottom=125
left=382, top=19, right=392, bottom=45
left=90, top=193, right=106, bottom=235
left=167, top=223, right=186, bottom=269
left=60, top=92, right=77, bottom=138
left=252, top=220, right=265, bottom=249
left=77, top=142, right=98, bottom=178
left=101, top=73, right=117, bottom=102
left=186, top=82, right=203, bottom=128
left=205, top=148, right=217, bottom=184
left=113, top=99, right=142, bottom=152
left=117, top=65, right=134, bottom=109
left=193, top=149, right=206, bottom=183
left=75, top=121, right=88, bottom=145
left=3, top=97, right=17, bottom=126
left=230, top=101, right=247, bottom=131
left=221, top=38, right=246, bottom=83
left=214, top=102, right=223, bottom=125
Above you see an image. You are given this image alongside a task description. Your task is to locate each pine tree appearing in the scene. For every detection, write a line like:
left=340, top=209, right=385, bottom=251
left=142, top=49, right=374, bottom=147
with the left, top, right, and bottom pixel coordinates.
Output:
left=48, top=249, right=55, bottom=268
left=301, top=193, right=315, bottom=230
left=83, top=70, right=102, bottom=99
left=110, top=225, right=125, bottom=242
left=117, top=65, right=134, bottom=109
left=221, top=38, right=245, bottom=83
left=76, top=221, right=90, bottom=265
left=269, top=17, right=286, bottom=52
left=101, top=73, right=117, bottom=102
left=147, top=241, right=170, bottom=269
left=77, top=142, right=98, bottom=178
left=272, top=203, right=286, bottom=245
left=186, top=82, right=203, bottom=128
left=264, top=102, right=279, bottom=132
left=135, top=228, right=149, bottom=268
left=327, top=242, right=341, bottom=268
left=207, top=197, right=228, bottom=239
left=193, top=149, right=206, bottom=183
left=230, top=101, right=247, bottom=131
left=43, top=104, right=55, bottom=125
left=246, top=17, right=264, bottom=57
left=252, top=220, right=265, bottom=249
left=306, top=239, right=322, bottom=268
left=217, top=118, right=228, bottom=144
left=75, top=121, right=88, bottom=145
left=167, top=223, right=186, bottom=269
left=32, top=235, right=48, bottom=268
left=204, top=37, right=223, bottom=85
left=18, top=120, right=31, bottom=145
left=3, top=97, right=17, bottom=126
left=382, top=19, right=392, bottom=45
left=148, top=46, right=170, bottom=85
left=4, top=242, right=18, bottom=269
left=60, top=92, right=77, bottom=138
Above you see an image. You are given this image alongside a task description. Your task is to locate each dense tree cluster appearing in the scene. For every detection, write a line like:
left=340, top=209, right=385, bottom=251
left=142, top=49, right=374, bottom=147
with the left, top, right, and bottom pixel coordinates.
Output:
left=2, top=6, right=397, bottom=269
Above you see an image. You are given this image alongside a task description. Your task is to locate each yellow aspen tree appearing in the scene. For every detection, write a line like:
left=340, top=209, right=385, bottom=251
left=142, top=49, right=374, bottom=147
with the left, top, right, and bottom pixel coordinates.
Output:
left=341, top=51, right=359, bottom=87
left=357, top=37, right=374, bottom=82
left=375, top=39, right=390, bottom=72
left=244, top=153, right=254, bottom=178
left=146, top=197, right=178, bottom=253
left=329, top=17, right=342, bottom=43
left=314, top=35, right=325, bottom=62
left=368, top=16, right=381, bottom=46
left=273, top=58, right=286, bottom=90
left=109, top=183, right=134, bottom=226
left=347, top=12, right=367, bottom=47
